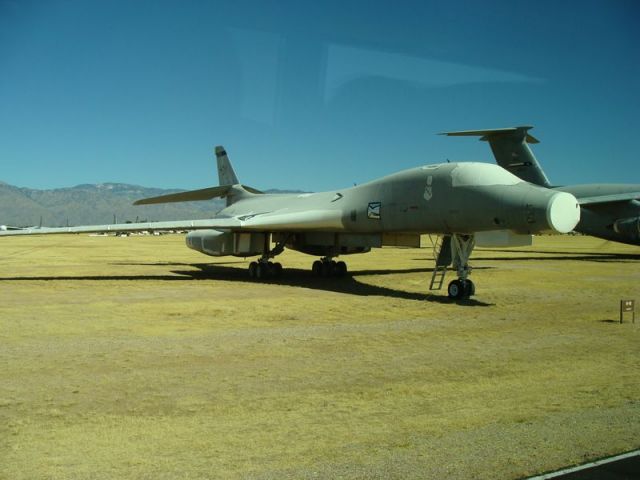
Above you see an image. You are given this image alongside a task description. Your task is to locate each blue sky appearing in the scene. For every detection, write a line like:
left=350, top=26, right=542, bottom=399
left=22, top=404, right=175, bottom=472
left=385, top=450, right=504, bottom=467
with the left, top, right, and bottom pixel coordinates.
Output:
left=1, top=0, right=638, bottom=192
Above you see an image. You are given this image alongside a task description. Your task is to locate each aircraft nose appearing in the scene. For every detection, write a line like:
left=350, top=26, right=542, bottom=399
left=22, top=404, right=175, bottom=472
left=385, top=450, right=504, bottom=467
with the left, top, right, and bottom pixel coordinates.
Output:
left=546, top=192, right=580, bottom=233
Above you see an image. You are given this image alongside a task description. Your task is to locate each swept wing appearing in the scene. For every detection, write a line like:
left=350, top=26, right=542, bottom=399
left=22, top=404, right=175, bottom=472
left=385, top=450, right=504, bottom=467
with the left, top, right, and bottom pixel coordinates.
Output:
left=0, top=209, right=344, bottom=237
left=571, top=191, right=640, bottom=206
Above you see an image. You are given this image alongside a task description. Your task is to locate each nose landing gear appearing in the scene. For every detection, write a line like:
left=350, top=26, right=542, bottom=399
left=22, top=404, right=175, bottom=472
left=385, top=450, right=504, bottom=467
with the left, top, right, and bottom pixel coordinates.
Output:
left=446, top=234, right=476, bottom=300
left=447, top=278, right=475, bottom=300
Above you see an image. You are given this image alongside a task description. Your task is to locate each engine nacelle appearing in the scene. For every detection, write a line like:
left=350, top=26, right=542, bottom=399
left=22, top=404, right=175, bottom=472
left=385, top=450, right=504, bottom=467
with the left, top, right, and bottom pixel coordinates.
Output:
left=613, top=216, right=640, bottom=236
left=275, top=232, right=378, bottom=257
left=186, top=230, right=264, bottom=257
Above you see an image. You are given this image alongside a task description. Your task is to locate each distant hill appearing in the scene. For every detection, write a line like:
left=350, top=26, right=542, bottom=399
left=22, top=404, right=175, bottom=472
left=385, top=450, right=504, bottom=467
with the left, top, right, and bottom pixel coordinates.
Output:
left=0, top=182, right=309, bottom=228
left=0, top=182, right=225, bottom=227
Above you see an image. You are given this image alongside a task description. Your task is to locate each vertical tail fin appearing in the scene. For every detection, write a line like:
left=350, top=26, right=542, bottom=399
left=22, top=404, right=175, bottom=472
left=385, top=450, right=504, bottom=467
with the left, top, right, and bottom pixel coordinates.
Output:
left=440, top=126, right=551, bottom=188
left=214, top=146, right=263, bottom=207
left=215, top=146, right=239, bottom=186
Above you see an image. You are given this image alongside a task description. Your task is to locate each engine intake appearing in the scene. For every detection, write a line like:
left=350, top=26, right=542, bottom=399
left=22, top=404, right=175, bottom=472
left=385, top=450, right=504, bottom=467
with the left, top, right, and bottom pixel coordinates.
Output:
left=613, top=216, right=640, bottom=236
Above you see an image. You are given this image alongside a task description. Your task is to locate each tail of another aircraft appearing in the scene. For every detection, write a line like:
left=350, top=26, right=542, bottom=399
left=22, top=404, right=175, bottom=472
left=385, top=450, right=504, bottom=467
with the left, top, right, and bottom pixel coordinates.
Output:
left=441, top=126, right=552, bottom=188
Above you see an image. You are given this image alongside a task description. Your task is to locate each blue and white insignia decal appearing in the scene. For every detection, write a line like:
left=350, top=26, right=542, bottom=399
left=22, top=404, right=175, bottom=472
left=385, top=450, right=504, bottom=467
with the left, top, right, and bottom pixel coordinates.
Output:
left=367, top=202, right=381, bottom=219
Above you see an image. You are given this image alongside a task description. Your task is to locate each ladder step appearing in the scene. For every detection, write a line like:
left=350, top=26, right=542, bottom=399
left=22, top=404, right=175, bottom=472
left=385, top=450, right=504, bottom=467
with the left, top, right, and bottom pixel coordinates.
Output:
left=429, top=234, right=451, bottom=291
left=430, top=266, right=447, bottom=290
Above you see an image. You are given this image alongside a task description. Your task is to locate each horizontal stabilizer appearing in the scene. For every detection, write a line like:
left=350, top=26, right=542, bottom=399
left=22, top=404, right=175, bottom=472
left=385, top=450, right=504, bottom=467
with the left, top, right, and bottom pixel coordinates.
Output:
left=441, top=126, right=539, bottom=144
left=134, top=185, right=233, bottom=205
left=134, top=184, right=262, bottom=205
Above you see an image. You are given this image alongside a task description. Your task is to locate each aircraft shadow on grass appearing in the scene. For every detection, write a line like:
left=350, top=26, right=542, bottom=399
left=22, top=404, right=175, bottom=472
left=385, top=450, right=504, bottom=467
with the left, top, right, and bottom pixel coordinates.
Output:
left=0, top=262, right=493, bottom=306
left=177, top=264, right=493, bottom=306
left=415, top=250, right=640, bottom=263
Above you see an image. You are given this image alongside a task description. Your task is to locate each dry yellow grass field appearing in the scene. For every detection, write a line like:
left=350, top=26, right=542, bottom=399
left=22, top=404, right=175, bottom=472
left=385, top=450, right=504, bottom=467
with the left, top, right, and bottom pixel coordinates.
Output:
left=1, top=233, right=638, bottom=479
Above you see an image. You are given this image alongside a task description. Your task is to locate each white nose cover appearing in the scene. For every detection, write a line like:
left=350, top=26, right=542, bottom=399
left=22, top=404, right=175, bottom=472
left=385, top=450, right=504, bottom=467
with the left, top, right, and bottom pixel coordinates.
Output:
left=546, top=192, right=581, bottom=233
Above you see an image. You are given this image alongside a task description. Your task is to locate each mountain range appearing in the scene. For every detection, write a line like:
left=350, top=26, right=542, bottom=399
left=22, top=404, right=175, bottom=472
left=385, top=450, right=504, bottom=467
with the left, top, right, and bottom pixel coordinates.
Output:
left=0, top=181, right=306, bottom=227
left=0, top=181, right=225, bottom=227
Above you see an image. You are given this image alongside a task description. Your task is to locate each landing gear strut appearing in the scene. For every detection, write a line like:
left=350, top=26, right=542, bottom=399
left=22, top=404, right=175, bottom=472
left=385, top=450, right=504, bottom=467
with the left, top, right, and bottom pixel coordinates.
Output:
left=312, top=258, right=347, bottom=278
left=447, top=234, right=476, bottom=300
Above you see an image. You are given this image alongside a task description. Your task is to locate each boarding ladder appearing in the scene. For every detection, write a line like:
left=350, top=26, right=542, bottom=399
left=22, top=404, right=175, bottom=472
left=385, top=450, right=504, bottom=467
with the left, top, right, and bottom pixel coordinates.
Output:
left=429, top=235, right=452, bottom=291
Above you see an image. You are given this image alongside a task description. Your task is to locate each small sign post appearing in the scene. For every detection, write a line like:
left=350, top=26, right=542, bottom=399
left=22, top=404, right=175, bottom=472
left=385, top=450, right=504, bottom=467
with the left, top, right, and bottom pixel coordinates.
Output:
left=620, top=300, right=635, bottom=324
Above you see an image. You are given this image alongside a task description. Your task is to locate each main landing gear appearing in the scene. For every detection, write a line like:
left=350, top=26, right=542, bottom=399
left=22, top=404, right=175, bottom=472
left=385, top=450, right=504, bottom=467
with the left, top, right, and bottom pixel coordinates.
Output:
left=245, top=234, right=350, bottom=281
left=311, top=258, right=347, bottom=278
left=248, top=234, right=285, bottom=280
left=248, top=259, right=283, bottom=279
left=447, top=234, right=476, bottom=300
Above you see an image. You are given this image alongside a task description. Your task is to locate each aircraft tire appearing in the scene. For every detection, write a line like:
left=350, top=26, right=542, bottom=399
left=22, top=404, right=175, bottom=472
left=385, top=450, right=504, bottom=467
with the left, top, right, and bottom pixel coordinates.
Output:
left=272, top=262, right=283, bottom=276
left=256, top=262, right=267, bottom=279
left=248, top=261, right=258, bottom=278
left=321, top=261, right=334, bottom=277
left=447, top=279, right=463, bottom=299
left=312, top=260, right=322, bottom=276
left=464, top=279, right=475, bottom=297
left=335, top=261, right=347, bottom=277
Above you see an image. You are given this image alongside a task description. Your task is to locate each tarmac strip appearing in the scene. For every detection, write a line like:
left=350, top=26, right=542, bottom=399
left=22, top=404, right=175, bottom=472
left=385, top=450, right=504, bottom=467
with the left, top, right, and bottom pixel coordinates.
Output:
left=526, top=449, right=640, bottom=479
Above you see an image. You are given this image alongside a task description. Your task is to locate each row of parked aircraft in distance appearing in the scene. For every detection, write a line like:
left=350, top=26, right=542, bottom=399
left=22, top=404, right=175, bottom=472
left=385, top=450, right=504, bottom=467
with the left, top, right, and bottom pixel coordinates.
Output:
left=1, top=126, right=638, bottom=299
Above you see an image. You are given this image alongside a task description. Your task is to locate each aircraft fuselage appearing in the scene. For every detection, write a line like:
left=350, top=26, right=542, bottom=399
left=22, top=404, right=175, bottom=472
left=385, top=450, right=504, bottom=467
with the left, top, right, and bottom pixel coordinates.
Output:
left=213, top=162, right=578, bottom=236
left=555, top=184, right=640, bottom=246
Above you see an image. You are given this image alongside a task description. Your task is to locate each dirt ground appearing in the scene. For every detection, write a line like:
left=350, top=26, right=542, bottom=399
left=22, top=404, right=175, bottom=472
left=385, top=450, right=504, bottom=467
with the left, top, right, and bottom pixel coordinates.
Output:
left=1, top=234, right=638, bottom=479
